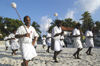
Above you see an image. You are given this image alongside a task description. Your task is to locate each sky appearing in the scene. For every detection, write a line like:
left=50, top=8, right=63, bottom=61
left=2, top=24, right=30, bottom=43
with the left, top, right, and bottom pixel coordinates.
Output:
left=0, top=0, right=100, bottom=35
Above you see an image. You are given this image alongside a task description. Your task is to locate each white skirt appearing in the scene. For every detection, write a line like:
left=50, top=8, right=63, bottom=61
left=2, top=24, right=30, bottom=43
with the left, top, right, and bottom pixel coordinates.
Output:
left=11, top=42, right=20, bottom=50
left=85, top=39, right=94, bottom=47
left=47, top=41, right=51, bottom=46
left=73, top=39, right=83, bottom=48
left=5, top=41, right=10, bottom=47
left=43, top=40, right=46, bottom=45
left=54, top=40, right=62, bottom=51
left=21, top=43, right=37, bottom=60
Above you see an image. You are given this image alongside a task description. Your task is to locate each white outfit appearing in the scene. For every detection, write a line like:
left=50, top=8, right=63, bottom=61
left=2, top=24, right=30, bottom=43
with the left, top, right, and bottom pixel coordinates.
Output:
left=85, top=30, right=94, bottom=47
left=4, top=36, right=10, bottom=47
left=72, top=28, right=83, bottom=48
left=16, top=25, right=38, bottom=60
left=42, top=37, right=46, bottom=45
left=60, top=35, right=65, bottom=47
left=34, top=33, right=39, bottom=47
left=9, top=33, right=20, bottom=50
left=46, top=33, right=51, bottom=46
left=52, top=26, right=62, bottom=51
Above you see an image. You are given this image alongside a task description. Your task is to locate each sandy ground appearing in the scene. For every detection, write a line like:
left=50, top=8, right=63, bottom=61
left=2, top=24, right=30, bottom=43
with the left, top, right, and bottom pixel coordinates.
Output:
left=0, top=41, right=100, bottom=66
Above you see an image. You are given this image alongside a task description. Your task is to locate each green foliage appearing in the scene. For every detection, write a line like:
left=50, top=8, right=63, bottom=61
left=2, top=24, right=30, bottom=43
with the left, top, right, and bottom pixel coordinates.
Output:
left=32, top=21, right=41, bottom=35
left=95, top=21, right=100, bottom=32
left=62, top=18, right=77, bottom=28
left=80, top=11, right=94, bottom=33
left=48, top=18, right=77, bottom=33
left=0, top=16, right=23, bottom=38
left=0, top=11, right=100, bottom=39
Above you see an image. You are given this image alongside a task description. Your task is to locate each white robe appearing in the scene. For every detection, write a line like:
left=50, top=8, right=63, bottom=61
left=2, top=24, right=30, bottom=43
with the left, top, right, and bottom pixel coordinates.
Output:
left=60, top=35, right=65, bottom=47
left=9, top=33, right=20, bottom=50
left=4, top=36, right=10, bottom=47
left=72, top=28, right=83, bottom=48
left=42, top=37, right=46, bottom=45
left=52, top=26, right=62, bottom=51
left=34, top=33, right=39, bottom=47
left=85, top=30, right=94, bottom=47
left=46, top=33, right=51, bottom=46
left=16, top=25, right=38, bottom=60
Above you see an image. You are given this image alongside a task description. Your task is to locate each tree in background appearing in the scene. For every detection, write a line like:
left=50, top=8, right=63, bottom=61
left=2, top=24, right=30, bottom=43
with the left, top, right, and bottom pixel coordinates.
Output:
left=48, top=18, right=77, bottom=33
left=80, top=11, right=94, bottom=33
left=0, top=16, right=23, bottom=38
left=32, top=21, right=41, bottom=35
left=62, top=18, right=77, bottom=28
left=32, top=21, right=41, bottom=43
left=94, top=21, right=100, bottom=33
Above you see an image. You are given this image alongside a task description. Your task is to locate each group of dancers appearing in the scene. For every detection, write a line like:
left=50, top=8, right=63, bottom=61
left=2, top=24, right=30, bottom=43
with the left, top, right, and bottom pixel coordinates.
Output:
left=4, top=29, right=20, bottom=55
left=3, top=16, right=94, bottom=66
left=42, top=20, right=94, bottom=62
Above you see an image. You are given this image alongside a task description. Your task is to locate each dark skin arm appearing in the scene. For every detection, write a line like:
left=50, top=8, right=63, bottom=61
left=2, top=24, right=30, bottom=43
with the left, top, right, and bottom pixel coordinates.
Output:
left=6, top=37, right=15, bottom=41
left=15, top=33, right=30, bottom=38
left=60, top=39, right=64, bottom=40
left=72, top=35, right=81, bottom=37
left=47, top=37, right=52, bottom=39
left=86, top=36, right=93, bottom=38
left=54, top=32, right=62, bottom=37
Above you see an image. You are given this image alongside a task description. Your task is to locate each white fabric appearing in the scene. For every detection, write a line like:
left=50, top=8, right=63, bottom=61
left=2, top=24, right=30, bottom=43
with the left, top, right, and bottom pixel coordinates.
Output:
left=85, top=30, right=94, bottom=47
left=46, top=33, right=51, bottom=46
left=4, top=36, right=10, bottom=47
left=16, top=25, right=37, bottom=60
left=16, top=25, right=38, bottom=44
left=34, top=33, right=39, bottom=47
left=52, top=26, right=62, bottom=51
left=9, top=33, right=20, bottom=50
left=52, top=26, right=62, bottom=40
left=22, top=43, right=37, bottom=60
left=42, top=37, right=46, bottom=45
left=72, top=28, right=83, bottom=48
left=60, top=35, right=65, bottom=46
left=54, top=40, right=62, bottom=51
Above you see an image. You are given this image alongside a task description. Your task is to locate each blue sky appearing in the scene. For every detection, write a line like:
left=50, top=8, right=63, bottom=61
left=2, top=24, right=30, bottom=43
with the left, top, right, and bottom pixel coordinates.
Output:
left=0, top=0, right=100, bottom=35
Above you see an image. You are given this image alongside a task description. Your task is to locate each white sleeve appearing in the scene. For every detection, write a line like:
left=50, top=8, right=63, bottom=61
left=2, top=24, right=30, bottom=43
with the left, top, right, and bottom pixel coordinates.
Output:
left=16, top=26, right=21, bottom=35
left=47, top=33, right=49, bottom=37
left=32, top=27, right=38, bottom=39
left=16, top=26, right=24, bottom=35
left=90, top=31, right=93, bottom=36
left=52, top=27, right=57, bottom=37
left=36, top=33, right=39, bottom=37
left=72, top=29, right=76, bottom=35
left=9, top=34, right=15, bottom=38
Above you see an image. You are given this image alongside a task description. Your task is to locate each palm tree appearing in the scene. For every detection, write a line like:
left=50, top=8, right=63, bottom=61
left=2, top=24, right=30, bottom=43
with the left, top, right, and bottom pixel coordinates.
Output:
left=32, top=21, right=41, bottom=35
left=80, top=11, right=94, bottom=33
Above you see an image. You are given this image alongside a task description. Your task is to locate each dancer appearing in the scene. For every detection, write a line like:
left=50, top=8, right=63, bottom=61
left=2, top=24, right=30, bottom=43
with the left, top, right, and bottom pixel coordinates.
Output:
left=72, top=23, right=83, bottom=59
left=9, top=29, right=19, bottom=55
left=52, top=20, right=63, bottom=62
left=4, top=35, right=10, bottom=50
left=42, top=35, right=46, bottom=49
left=15, top=16, right=38, bottom=66
left=46, top=29, right=52, bottom=53
left=85, top=27, right=94, bottom=55
left=60, top=31, right=65, bottom=47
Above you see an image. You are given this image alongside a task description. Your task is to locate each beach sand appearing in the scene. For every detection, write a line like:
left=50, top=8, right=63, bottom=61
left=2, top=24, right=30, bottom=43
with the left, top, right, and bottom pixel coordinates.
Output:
left=0, top=41, right=100, bottom=66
